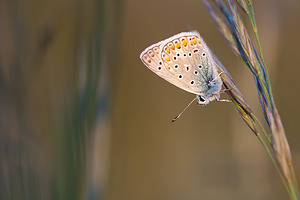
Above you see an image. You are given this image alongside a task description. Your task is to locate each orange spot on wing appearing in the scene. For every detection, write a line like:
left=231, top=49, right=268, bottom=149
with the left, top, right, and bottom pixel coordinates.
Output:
left=193, top=38, right=197, bottom=44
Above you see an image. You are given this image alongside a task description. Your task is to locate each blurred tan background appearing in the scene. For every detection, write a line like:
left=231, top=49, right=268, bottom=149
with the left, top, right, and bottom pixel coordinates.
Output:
left=0, top=0, right=300, bottom=200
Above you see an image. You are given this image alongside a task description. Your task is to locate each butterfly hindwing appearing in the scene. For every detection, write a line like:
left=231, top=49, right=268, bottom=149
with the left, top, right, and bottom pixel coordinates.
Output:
left=140, top=31, right=220, bottom=96
left=160, top=32, right=218, bottom=95
left=140, top=40, right=194, bottom=92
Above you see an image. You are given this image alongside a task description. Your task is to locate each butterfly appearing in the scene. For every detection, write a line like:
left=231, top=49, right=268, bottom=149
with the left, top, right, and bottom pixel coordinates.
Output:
left=140, top=31, right=229, bottom=121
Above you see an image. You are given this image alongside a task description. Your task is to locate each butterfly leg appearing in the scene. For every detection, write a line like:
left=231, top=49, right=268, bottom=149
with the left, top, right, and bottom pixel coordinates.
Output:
left=217, top=99, right=231, bottom=102
left=210, top=72, right=224, bottom=84
left=215, top=95, right=231, bottom=103
left=220, top=88, right=231, bottom=93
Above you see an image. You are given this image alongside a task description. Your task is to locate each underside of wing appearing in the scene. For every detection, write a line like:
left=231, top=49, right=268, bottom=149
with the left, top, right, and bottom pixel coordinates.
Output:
left=159, top=32, right=218, bottom=95
left=140, top=31, right=220, bottom=95
left=140, top=40, right=195, bottom=93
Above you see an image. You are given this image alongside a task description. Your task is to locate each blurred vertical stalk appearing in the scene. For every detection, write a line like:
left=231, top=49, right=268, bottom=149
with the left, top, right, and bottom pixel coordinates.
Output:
left=0, top=0, right=119, bottom=200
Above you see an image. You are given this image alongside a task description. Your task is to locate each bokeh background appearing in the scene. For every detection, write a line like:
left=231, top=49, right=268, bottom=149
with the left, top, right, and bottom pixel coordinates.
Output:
left=0, top=0, right=300, bottom=199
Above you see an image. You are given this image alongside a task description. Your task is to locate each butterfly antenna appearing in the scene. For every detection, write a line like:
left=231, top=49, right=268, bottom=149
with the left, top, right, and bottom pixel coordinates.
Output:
left=172, top=97, right=198, bottom=122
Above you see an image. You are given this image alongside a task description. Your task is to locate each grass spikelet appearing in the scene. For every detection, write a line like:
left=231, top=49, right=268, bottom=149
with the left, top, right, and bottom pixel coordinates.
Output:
left=204, top=0, right=299, bottom=199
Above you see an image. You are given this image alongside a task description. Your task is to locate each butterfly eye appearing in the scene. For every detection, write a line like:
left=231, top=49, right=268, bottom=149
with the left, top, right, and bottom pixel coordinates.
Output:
left=199, top=96, right=205, bottom=102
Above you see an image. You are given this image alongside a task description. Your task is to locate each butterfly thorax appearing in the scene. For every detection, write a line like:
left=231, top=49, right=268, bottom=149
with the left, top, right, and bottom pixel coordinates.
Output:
left=197, top=75, right=222, bottom=105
